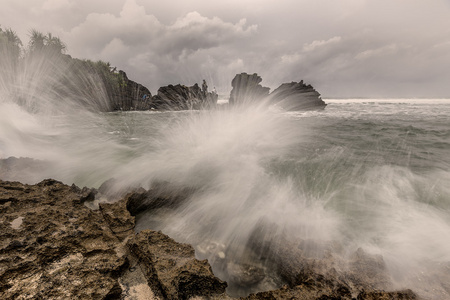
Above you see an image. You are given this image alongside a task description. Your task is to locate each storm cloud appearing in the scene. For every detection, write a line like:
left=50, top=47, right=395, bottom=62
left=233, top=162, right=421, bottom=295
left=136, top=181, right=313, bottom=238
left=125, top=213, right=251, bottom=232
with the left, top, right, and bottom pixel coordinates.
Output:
left=2, top=0, right=450, bottom=97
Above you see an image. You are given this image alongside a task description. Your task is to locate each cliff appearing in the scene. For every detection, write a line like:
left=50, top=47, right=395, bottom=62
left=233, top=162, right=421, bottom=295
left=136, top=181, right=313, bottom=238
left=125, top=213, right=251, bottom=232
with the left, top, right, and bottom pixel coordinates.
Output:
left=109, top=70, right=153, bottom=111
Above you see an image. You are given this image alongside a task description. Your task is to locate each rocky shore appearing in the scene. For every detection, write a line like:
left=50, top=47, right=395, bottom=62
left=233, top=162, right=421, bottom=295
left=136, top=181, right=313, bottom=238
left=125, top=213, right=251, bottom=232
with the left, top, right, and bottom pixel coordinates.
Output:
left=0, top=178, right=418, bottom=299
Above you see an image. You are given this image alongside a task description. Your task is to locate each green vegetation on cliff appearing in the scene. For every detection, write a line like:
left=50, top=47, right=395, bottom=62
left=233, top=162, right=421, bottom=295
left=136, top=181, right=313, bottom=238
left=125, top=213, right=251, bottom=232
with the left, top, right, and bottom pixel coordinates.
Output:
left=1, top=26, right=150, bottom=112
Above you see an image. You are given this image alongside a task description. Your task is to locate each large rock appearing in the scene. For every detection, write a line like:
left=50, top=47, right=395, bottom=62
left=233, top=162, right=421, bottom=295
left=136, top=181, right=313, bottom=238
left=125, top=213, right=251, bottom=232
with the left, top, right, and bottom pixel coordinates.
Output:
left=245, top=285, right=417, bottom=300
left=151, top=81, right=218, bottom=111
left=127, top=230, right=227, bottom=299
left=228, top=73, right=326, bottom=110
left=0, top=179, right=127, bottom=299
left=229, top=73, right=270, bottom=106
left=268, top=80, right=326, bottom=110
left=244, top=221, right=417, bottom=300
left=0, top=179, right=228, bottom=299
left=111, top=70, right=153, bottom=111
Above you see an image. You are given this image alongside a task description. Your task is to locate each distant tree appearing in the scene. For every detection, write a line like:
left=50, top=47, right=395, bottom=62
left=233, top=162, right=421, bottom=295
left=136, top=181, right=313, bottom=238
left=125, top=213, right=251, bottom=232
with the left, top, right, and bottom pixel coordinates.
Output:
left=45, top=32, right=66, bottom=54
left=0, top=27, right=23, bottom=61
left=2, top=25, right=135, bottom=112
left=1, top=27, right=22, bottom=47
left=27, top=29, right=66, bottom=55
left=0, top=26, right=22, bottom=87
left=28, top=29, right=46, bottom=53
left=91, top=60, right=127, bottom=102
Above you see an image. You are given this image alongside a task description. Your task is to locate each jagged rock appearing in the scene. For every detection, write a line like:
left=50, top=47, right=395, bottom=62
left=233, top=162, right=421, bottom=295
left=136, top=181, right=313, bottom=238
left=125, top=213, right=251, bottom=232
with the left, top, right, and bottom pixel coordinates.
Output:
left=122, top=181, right=198, bottom=216
left=245, top=221, right=417, bottom=299
left=151, top=81, right=218, bottom=111
left=0, top=179, right=127, bottom=299
left=268, top=80, right=327, bottom=110
left=111, top=70, right=153, bottom=111
left=357, top=289, right=418, bottom=300
left=228, top=73, right=326, bottom=110
left=97, top=177, right=146, bottom=203
left=0, top=178, right=420, bottom=300
left=226, top=261, right=266, bottom=287
left=0, top=178, right=230, bottom=299
left=127, top=229, right=227, bottom=299
left=346, top=248, right=392, bottom=292
left=99, top=197, right=135, bottom=241
left=152, top=84, right=200, bottom=110
left=244, top=283, right=352, bottom=300
left=245, top=285, right=417, bottom=300
left=229, top=73, right=270, bottom=106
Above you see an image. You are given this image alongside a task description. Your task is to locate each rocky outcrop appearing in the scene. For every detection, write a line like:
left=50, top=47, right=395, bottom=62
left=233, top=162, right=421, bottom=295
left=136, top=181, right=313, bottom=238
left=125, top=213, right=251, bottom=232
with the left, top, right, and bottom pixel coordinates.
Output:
left=127, top=230, right=227, bottom=299
left=245, top=285, right=417, bottom=300
left=111, top=71, right=153, bottom=111
left=109, top=71, right=324, bottom=111
left=151, top=81, right=218, bottom=111
left=109, top=77, right=218, bottom=111
left=268, top=80, right=327, bottom=110
left=0, top=179, right=419, bottom=299
left=238, top=221, right=417, bottom=299
left=0, top=179, right=227, bottom=299
left=0, top=179, right=125, bottom=299
left=228, top=73, right=326, bottom=110
left=229, top=73, right=270, bottom=106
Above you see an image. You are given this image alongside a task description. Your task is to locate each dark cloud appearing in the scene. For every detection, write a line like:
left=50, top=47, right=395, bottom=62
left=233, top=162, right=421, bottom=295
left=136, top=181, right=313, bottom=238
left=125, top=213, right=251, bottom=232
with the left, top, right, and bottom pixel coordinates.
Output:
left=155, top=12, right=257, bottom=57
left=1, top=0, right=450, bottom=97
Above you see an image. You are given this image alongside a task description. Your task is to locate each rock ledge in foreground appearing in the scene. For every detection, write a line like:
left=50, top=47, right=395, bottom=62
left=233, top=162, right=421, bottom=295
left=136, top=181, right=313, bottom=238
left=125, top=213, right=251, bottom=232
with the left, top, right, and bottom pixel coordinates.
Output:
left=0, top=179, right=124, bottom=299
left=127, top=230, right=227, bottom=299
left=0, top=179, right=419, bottom=299
left=0, top=179, right=227, bottom=299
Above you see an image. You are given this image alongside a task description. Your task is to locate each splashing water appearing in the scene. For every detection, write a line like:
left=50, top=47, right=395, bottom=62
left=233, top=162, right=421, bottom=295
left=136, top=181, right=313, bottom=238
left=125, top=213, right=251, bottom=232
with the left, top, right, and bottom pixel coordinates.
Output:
left=1, top=52, right=450, bottom=298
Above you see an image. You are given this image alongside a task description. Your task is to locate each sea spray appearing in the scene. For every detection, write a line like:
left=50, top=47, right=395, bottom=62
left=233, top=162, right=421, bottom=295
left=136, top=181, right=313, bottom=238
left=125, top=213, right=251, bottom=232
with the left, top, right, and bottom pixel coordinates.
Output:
left=2, top=46, right=450, bottom=298
left=345, top=165, right=450, bottom=297
left=0, top=47, right=124, bottom=184
left=127, top=101, right=450, bottom=297
left=124, top=105, right=344, bottom=295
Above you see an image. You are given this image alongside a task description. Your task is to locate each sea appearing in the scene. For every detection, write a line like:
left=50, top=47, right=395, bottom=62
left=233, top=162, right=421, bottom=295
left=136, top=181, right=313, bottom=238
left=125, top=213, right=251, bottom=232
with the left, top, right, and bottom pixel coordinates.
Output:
left=1, top=97, right=449, bottom=298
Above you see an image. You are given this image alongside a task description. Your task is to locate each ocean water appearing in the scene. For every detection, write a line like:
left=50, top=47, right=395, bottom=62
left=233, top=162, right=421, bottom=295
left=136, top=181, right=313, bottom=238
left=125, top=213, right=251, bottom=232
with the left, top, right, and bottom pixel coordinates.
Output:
left=1, top=94, right=450, bottom=298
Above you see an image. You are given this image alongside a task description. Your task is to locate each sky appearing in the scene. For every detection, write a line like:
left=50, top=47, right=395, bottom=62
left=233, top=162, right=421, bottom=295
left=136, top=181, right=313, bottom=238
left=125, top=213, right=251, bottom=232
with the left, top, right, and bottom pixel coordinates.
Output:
left=1, top=0, right=450, bottom=98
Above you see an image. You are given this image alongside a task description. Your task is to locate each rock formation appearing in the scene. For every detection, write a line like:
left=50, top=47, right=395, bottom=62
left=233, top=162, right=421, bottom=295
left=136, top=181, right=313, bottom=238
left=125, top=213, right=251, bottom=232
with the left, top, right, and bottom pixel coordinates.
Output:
left=127, top=230, right=227, bottom=299
left=268, top=80, right=327, bottom=110
left=111, top=71, right=153, bottom=111
left=0, top=179, right=226, bottom=299
left=0, top=178, right=419, bottom=299
left=0, top=179, right=125, bottom=299
left=151, top=82, right=218, bottom=111
left=246, top=223, right=398, bottom=299
left=109, top=77, right=218, bottom=111
left=229, top=73, right=270, bottom=106
left=107, top=71, right=324, bottom=112
left=228, top=73, right=327, bottom=110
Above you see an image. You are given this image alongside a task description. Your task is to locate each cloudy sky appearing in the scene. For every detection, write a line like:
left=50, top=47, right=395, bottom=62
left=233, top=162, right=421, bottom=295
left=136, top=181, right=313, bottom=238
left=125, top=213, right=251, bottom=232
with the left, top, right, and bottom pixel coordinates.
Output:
left=2, top=0, right=450, bottom=98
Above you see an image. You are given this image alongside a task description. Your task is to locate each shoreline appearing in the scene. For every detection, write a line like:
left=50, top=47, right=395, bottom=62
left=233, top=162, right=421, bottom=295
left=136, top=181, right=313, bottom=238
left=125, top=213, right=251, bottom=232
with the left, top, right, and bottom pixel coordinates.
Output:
left=0, top=178, right=418, bottom=299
